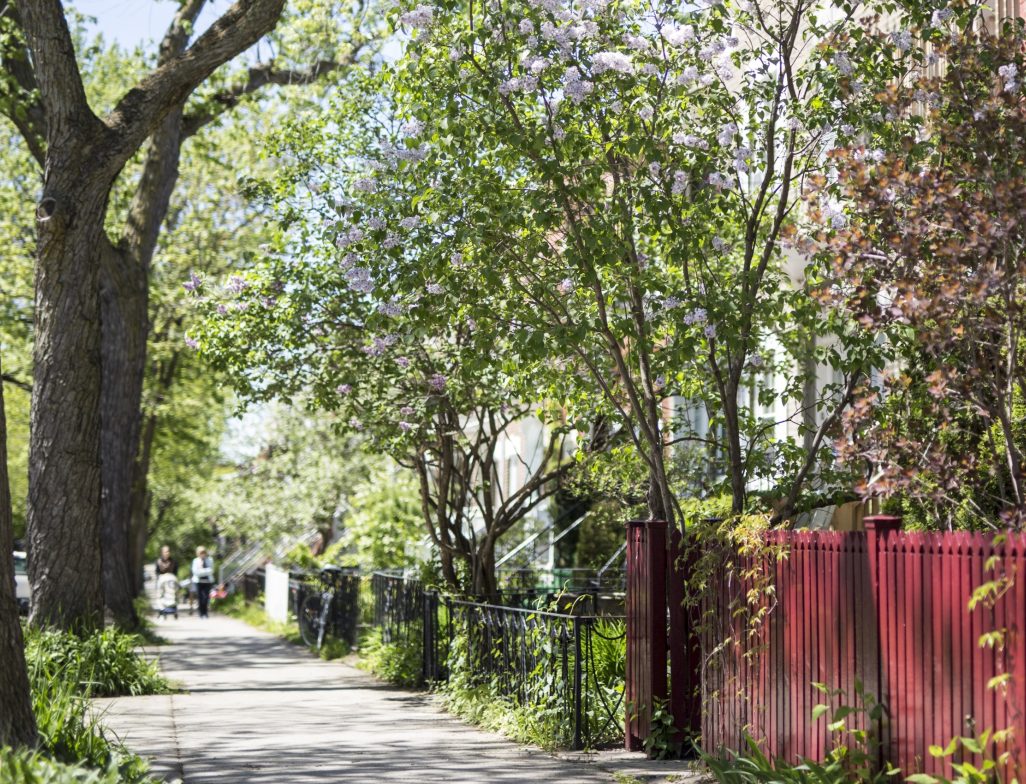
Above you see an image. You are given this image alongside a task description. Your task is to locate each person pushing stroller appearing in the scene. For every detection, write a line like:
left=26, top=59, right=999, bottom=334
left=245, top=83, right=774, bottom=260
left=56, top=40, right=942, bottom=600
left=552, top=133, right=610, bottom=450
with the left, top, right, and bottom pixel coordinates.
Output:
left=155, top=545, right=180, bottom=620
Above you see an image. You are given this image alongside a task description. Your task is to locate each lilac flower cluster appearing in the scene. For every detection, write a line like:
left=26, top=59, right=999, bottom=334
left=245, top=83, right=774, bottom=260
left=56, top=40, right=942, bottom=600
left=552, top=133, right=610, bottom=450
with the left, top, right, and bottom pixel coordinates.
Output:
left=499, top=75, right=539, bottom=95
left=999, top=64, right=1020, bottom=93
left=822, top=200, right=847, bottom=229
left=683, top=307, right=707, bottom=325
left=346, top=267, right=375, bottom=293
left=226, top=275, right=247, bottom=294
left=663, top=25, right=696, bottom=45
left=378, top=300, right=405, bottom=317
left=364, top=333, right=399, bottom=357
left=592, top=51, right=634, bottom=75
left=671, top=170, right=688, bottom=196
left=428, top=373, right=447, bottom=392
left=891, top=30, right=913, bottom=52
left=336, top=227, right=364, bottom=248
left=398, top=4, right=434, bottom=29
left=183, top=272, right=202, bottom=294
left=561, top=67, right=593, bottom=104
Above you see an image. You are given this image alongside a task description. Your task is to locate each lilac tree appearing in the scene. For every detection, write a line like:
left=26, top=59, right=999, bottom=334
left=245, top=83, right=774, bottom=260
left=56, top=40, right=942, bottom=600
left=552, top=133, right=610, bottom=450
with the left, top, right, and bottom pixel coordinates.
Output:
left=308, top=0, right=904, bottom=526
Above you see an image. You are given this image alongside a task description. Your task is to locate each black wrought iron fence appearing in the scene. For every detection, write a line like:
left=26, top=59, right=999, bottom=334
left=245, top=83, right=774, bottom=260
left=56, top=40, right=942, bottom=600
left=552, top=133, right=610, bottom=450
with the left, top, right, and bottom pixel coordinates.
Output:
left=294, top=567, right=363, bottom=647
left=442, top=599, right=626, bottom=749
left=371, top=571, right=423, bottom=645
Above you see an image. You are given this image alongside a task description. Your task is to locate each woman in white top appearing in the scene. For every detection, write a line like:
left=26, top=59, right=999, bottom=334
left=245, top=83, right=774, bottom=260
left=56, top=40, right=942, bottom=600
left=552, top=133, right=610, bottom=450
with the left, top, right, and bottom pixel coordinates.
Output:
left=191, top=546, right=215, bottom=618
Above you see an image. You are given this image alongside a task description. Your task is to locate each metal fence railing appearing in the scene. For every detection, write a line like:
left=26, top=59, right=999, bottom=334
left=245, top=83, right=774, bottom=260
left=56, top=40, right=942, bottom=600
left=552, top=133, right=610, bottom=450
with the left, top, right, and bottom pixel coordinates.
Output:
left=444, top=599, right=626, bottom=749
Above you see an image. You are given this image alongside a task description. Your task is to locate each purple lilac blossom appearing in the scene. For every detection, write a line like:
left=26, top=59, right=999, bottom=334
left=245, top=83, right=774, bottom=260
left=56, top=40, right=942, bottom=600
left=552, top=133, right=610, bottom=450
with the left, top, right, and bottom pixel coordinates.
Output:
left=398, top=5, right=433, bottom=28
left=683, top=308, right=708, bottom=326
left=183, top=272, right=202, bottom=294
left=428, top=373, right=447, bottom=392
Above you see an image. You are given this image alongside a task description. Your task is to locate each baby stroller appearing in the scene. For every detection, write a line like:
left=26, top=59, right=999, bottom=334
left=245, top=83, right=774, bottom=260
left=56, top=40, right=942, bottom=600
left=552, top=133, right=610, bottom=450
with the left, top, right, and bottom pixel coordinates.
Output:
left=156, top=573, right=179, bottom=620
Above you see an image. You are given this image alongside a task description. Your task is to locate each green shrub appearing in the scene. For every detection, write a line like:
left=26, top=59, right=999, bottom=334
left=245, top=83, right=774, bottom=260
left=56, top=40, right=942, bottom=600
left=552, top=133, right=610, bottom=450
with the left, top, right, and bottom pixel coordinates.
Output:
left=21, top=626, right=164, bottom=781
left=0, top=747, right=136, bottom=784
left=24, top=626, right=169, bottom=698
left=358, top=627, right=423, bottom=687
left=439, top=617, right=626, bottom=750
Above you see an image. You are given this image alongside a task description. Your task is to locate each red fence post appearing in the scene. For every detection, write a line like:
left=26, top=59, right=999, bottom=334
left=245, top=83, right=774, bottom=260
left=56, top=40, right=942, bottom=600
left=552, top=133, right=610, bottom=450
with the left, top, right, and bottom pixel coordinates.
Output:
left=626, top=520, right=669, bottom=751
left=864, top=514, right=902, bottom=769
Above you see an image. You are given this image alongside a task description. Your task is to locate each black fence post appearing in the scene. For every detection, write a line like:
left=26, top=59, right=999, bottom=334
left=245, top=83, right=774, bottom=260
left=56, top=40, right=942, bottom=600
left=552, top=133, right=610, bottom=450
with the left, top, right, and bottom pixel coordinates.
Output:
left=573, top=615, right=584, bottom=750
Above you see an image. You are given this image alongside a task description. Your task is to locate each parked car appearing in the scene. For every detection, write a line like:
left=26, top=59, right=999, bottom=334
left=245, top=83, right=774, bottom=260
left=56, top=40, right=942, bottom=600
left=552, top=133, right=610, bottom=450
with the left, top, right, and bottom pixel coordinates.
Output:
left=13, top=551, right=29, bottom=615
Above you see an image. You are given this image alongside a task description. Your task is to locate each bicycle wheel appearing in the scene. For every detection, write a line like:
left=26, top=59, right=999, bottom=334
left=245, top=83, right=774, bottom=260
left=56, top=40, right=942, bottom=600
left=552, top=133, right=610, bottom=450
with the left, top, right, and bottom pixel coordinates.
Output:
left=298, top=593, right=324, bottom=648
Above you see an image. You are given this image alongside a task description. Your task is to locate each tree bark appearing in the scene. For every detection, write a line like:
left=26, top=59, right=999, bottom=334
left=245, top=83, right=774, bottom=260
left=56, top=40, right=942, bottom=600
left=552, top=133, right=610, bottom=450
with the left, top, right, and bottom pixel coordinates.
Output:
left=722, top=382, right=747, bottom=516
left=99, top=239, right=148, bottom=627
left=100, top=108, right=185, bottom=625
left=28, top=167, right=113, bottom=630
left=0, top=354, right=37, bottom=747
left=129, top=413, right=159, bottom=595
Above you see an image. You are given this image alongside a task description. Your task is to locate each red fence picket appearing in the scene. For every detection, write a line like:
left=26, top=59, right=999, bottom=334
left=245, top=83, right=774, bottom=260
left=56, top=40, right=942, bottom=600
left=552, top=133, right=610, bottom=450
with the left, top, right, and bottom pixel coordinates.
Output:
left=627, top=520, right=1026, bottom=780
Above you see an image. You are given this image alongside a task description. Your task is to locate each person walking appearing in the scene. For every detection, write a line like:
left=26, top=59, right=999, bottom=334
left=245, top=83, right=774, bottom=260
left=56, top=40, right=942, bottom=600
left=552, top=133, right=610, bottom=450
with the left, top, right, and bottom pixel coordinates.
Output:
left=155, top=545, right=178, bottom=577
left=191, top=546, right=215, bottom=619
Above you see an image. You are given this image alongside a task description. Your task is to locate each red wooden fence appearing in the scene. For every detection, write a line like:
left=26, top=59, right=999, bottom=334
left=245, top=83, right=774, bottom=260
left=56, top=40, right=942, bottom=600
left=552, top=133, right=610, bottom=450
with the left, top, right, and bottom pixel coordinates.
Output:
left=627, top=519, right=1026, bottom=780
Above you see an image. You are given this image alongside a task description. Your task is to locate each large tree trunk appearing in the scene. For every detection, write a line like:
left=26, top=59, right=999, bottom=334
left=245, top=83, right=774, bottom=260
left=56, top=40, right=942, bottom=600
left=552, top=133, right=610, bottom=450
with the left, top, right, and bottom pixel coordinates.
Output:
left=0, top=361, right=37, bottom=748
left=99, top=240, right=148, bottom=628
left=129, top=413, right=159, bottom=595
left=28, top=169, right=112, bottom=631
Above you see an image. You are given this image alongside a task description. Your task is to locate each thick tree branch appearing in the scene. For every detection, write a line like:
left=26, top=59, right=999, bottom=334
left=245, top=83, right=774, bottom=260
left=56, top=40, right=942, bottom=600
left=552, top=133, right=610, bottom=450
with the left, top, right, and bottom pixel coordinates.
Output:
left=119, top=2, right=208, bottom=267
left=103, top=0, right=286, bottom=167
left=14, top=0, right=102, bottom=149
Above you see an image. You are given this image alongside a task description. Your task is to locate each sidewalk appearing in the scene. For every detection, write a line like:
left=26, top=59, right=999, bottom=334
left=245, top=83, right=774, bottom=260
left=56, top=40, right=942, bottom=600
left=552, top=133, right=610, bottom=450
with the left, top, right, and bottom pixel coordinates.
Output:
left=94, top=614, right=700, bottom=783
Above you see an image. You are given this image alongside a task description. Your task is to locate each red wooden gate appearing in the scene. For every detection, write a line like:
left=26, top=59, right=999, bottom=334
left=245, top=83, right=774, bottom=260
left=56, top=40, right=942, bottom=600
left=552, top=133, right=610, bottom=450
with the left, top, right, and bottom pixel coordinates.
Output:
left=627, top=519, right=1026, bottom=779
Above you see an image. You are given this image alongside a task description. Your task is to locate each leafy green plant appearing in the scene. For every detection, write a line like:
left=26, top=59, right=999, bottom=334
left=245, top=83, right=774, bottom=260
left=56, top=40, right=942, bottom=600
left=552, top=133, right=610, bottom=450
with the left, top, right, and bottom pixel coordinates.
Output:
left=24, top=626, right=170, bottom=698
left=703, top=736, right=852, bottom=784
left=0, top=747, right=146, bottom=784
left=358, top=627, right=423, bottom=687
left=810, top=681, right=892, bottom=782
left=903, top=729, right=1013, bottom=784
left=20, top=626, right=159, bottom=782
left=640, top=698, right=682, bottom=760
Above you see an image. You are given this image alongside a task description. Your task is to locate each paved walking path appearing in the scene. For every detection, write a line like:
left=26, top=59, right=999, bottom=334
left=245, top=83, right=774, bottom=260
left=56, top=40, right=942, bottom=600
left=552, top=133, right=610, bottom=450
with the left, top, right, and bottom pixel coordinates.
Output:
left=94, top=614, right=699, bottom=783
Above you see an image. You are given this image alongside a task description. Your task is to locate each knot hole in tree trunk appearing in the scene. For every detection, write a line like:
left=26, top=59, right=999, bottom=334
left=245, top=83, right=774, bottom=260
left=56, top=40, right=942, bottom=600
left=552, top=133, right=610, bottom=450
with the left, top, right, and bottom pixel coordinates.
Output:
left=36, top=198, right=57, bottom=222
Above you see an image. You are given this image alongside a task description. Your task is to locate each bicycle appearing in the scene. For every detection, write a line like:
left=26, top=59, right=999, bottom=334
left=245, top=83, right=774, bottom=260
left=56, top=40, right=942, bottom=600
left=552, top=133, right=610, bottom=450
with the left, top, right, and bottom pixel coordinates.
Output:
left=298, top=565, right=356, bottom=650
